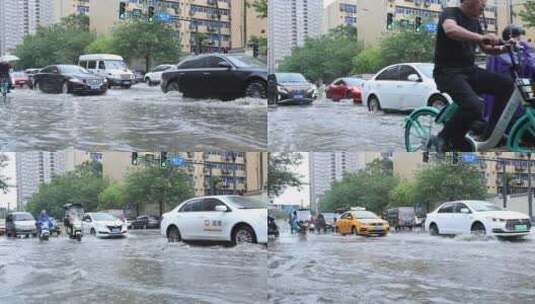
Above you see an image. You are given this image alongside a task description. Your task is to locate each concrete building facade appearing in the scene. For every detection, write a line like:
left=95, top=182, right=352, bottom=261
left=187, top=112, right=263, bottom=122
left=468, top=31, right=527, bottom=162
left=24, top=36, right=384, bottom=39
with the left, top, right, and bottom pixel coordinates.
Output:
left=53, top=0, right=91, bottom=23
left=323, top=0, right=358, bottom=33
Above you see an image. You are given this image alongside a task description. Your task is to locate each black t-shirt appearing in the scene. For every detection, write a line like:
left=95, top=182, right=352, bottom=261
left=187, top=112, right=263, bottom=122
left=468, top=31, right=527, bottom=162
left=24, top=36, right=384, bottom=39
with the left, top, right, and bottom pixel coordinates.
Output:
left=434, top=7, right=483, bottom=69
left=0, top=62, right=10, bottom=76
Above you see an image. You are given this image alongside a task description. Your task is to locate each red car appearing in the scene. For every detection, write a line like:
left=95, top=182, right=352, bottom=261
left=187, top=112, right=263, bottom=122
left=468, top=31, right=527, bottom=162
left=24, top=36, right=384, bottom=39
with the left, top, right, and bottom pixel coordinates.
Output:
left=325, top=77, right=365, bottom=103
left=10, top=71, right=30, bottom=88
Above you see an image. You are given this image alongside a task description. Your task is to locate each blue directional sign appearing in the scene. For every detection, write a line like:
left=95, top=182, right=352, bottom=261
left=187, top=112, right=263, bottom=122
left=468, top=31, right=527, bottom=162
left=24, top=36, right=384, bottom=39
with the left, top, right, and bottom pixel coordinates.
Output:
left=157, top=12, right=171, bottom=23
left=170, top=156, right=184, bottom=167
left=425, top=23, right=437, bottom=33
left=462, top=153, right=477, bottom=164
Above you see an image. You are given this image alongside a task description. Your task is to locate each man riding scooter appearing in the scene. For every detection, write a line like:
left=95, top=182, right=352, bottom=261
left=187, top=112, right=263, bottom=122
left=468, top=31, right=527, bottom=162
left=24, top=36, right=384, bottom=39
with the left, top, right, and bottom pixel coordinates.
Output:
left=36, top=209, right=52, bottom=241
left=432, top=0, right=515, bottom=152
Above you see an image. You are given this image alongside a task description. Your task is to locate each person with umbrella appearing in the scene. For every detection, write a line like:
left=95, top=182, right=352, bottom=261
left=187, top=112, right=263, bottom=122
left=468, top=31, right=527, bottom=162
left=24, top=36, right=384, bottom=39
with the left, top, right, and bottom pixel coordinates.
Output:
left=0, top=58, right=13, bottom=93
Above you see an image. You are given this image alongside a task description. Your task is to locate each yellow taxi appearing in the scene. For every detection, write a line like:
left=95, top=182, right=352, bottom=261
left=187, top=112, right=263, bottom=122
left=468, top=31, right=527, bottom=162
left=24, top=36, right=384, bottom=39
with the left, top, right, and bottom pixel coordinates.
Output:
left=336, top=208, right=389, bottom=237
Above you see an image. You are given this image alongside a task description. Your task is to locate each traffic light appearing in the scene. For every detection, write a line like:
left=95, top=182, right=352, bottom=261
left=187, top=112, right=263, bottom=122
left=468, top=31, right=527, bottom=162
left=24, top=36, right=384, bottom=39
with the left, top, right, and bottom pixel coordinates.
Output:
left=148, top=6, right=155, bottom=22
left=386, top=13, right=394, bottom=31
left=160, top=152, right=168, bottom=168
left=132, top=152, right=138, bottom=165
left=119, top=2, right=126, bottom=19
left=415, top=17, right=422, bottom=32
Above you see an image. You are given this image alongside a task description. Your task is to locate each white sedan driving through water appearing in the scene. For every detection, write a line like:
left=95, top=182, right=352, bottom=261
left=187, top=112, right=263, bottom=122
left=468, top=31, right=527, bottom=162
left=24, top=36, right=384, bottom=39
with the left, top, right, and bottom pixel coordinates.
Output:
left=425, top=200, right=531, bottom=238
left=160, top=195, right=267, bottom=245
left=82, top=212, right=128, bottom=238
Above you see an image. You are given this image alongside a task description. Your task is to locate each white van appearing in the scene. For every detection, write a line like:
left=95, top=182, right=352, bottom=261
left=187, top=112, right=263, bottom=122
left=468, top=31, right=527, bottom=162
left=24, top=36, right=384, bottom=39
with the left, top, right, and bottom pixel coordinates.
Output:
left=78, top=54, right=135, bottom=89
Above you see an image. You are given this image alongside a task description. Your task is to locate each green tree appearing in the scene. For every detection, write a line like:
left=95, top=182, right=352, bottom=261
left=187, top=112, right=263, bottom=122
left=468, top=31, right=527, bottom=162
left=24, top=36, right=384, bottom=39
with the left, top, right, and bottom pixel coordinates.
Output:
left=279, top=25, right=362, bottom=83
left=352, top=47, right=382, bottom=74
left=98, top=182, right=127, bottom=210
left=123, top=166, right=194, bottom=216
left=388, top=180, right=417, bottom=208
left=520, top=1, right=535, bottom=28
left=247, top=0, right=268, bottom=19
left=268, top=153, right=303, bottom=198
left=112, top=19, right=182, bottom=72
left=248, top=35, right=267, bottom=57
left=379, top=29, right=435, bottom=67
left=413, top=160, right=487, bottom=212
left=26, top=161, right=108, bottom=219
left=15, top=14, right=95, bottom=68
left=85, top=34, right=116, bottom=54
left=320, top=160, right=398, bottom=214
left=0, top=153, right=9, bottom=194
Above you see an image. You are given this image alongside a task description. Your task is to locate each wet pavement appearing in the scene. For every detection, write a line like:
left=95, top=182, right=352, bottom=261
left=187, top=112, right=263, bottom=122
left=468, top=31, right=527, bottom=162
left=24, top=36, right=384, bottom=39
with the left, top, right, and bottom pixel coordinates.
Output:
left=0, top=85, right=267, bottom=151
left=268, top=99, right=406, bottom=151
left=268, top=225, right=535, bottom=304
left=0, top=230, right=267, bottom=304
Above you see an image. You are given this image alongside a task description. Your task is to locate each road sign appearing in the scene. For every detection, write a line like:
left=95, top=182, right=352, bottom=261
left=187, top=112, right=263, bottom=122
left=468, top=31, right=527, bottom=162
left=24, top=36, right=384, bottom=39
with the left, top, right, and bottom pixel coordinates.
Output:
left=462, top=153, right=477, bottom=164
left=170, top=156, right=184, bottom=167
left=425, top=23, right=437, bottom=33
left=157, top=12, right=171, bottom=22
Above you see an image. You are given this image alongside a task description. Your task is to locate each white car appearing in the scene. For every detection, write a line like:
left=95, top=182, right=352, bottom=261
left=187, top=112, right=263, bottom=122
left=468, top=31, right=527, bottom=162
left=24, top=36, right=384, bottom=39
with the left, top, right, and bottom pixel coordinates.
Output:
left=362, top=63, right=450, bottom=112
left=144, top=64, right=175, bottom=86
left=425, top=200, right=532, bottom=238
left=78, top=54, right=135, bottom=89
left=82, top=212, right=128, bottom=238
left=160, top=195, right=267, bottom=245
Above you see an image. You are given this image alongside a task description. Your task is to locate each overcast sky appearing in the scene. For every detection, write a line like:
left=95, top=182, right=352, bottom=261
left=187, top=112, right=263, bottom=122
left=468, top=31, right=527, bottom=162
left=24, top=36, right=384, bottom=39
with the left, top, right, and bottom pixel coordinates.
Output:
left=0, top=153, right=17, bottom=209
left=273, top=153, right=310, bottom=207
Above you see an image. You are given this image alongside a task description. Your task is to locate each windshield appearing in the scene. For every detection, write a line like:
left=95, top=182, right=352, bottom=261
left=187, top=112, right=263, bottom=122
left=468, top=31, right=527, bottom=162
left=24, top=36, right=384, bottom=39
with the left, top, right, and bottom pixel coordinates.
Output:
left=414, top=64, right=434, bottom=78
left=468, top=201, right=503, bottom=212
left=226, top=55, right=265, bottom=69
left=60, top=65, right=90, bottom=74
left=104, top=60, right=126, bottom=70
left=226, top=196, right=267, bottom=209
left=277, top=73, right=307, bottom=83
left=345, top=78, right=364, bottom=86
left=352, top=211, right=379, bottom=219
left=92, top=213, right=118, bottom=221
left=14, top=213, right=34, bottom=221
left=11, top=72, right=26, bottom=77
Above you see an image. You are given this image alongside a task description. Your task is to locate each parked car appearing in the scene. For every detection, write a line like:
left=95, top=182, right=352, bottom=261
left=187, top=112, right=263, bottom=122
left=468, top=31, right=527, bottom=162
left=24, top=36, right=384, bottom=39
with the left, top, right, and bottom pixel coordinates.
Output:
left=131, top=215, right=160, bottom=229
left=133, top=69, right=145, bottom=84
left=161, top=54, right=267, bottom=100
left=0, top=219, right=5, bottom=236
left=267, top=72, right=318, bottom=105
left=34, top=65, right=108, bottom=95
left=160, top=195, right=267, bottom=245
left=144, top=64, right=174, bottom=86
left=82, top=212, right=128, bottom=238
left=325, top=77, right=364, bottom=103
left=362, top=63, right=450, bottom=112
left=79, top=54, right=135, bottom=88
left=5, top=212, right=37, bottom=238
left=335, top=207, right=389, bottom=237
left=425, top=200, right=532, bottom=238
left=10, top=71, right=30, bottom=88
left=25, top=68, right=41, bottom=89
left=384, top=207, right=416, bottom=231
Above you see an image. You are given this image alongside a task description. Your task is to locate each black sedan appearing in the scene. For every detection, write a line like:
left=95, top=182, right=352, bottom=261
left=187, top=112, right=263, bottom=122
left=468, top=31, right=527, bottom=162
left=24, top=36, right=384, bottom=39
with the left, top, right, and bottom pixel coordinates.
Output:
left=268, top=73, right=318, bottom=105
left=34, top=64, right=108, bottom=95
left=130, top=215, right=160, bottom=229
left=161, top=54, right=267, bottom=100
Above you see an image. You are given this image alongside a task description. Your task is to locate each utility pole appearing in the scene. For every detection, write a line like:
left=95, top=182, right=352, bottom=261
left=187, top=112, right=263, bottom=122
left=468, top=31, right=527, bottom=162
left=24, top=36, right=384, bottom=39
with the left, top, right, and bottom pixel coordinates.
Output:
left=502, top=159, right=507, bottom=209
left=509, top=0, right=514, bottom=24
left=529, top=154, right=533, bottom=219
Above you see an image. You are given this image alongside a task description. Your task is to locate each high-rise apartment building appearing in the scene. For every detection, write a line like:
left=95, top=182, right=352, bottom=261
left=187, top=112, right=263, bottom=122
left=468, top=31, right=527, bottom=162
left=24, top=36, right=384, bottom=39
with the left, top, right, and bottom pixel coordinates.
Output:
left=323, top=0, right=358, bottom=33
left=53, top=0, right=91, bottom=23
left=0, top=0, right=55, bottom=56
left=268, top=0, right=323, bottom=72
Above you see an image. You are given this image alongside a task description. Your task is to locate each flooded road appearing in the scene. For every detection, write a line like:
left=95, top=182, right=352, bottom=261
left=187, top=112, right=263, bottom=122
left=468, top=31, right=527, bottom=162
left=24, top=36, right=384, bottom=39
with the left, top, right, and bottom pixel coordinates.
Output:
left=268, top=99, right=406, bottom=151
left=269, top=226, right=535, bottom=304
left=0, top=85, right=267, bottom=151
left=0, top=230, right=267, bottom=304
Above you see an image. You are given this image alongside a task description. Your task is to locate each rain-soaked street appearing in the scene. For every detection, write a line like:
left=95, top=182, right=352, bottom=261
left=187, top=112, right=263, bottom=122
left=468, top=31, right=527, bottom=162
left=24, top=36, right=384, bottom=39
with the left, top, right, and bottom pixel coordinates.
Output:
left=268, top=225, right=535, bottom=304
left=0, top=85, right=267, bottom=151
left=0, top=230, right=268, bottom=304
left=268, top=99, right=406, bottom=151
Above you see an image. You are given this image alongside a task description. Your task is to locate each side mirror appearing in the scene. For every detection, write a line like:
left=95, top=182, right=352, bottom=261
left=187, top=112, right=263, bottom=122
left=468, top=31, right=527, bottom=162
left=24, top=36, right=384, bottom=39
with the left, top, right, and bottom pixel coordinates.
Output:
left=460, top=208, right=470, bottom=214
left=407, top=74, right=421, bottom=82
left=215, top=205, right=229, bottom=212
left=218, top=61, right=232, bottom=69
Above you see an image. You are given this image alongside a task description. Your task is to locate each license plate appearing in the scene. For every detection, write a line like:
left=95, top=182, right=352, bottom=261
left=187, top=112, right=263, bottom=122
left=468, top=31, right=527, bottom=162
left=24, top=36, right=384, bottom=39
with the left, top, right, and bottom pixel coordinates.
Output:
left=112, top=228, right=119, bottom=233
left=515, top=225, right=528, bottom=231
left=294, top=94, right=304, bottom=99
left=90, top=85, right=100, bottom=90
left=122, top=81, right=131, bottom=84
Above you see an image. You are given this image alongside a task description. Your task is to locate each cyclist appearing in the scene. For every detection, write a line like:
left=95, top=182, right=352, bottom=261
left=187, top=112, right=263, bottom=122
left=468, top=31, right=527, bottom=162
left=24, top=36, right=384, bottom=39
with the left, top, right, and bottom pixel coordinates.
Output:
left=433, top=0, right=514, bottom=151
left=0, top=59, right=13, bottom=92
left=484, top=25, right=535, bottom=123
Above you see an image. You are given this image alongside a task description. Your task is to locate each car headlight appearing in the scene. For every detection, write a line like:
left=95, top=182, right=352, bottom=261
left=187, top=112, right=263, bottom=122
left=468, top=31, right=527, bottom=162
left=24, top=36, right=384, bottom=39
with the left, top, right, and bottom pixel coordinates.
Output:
left=103, top=78, right=108, bottom=83
left=69, top=78, right=84, bottom=84
left=492, top=218, right=507, bottom=222
left=277, top=85, right=288, bottom=94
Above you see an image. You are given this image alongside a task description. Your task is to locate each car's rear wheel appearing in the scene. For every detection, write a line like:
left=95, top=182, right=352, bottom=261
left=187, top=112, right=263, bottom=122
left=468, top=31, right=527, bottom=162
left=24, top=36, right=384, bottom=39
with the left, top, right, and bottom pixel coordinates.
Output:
left=167, top=226, right=181, bottom=242
left=429, top=223, right=439, bottom=236
left=471, top=222, right=486, bottom=236
left=245, top=80, right=267, bottom=99
left=166, top=81, right=180, bottom=92
left=232, top=225, right=256, bottom=245
left=368, top=96, right=381, bottom=113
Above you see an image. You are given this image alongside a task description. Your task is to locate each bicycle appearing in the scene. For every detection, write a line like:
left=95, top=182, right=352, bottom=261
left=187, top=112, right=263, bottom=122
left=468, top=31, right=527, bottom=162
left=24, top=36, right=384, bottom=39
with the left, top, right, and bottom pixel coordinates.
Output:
left=405, top=43, right=535, bottom=152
